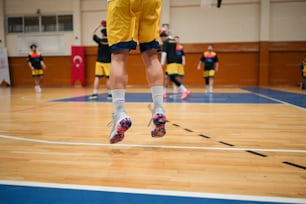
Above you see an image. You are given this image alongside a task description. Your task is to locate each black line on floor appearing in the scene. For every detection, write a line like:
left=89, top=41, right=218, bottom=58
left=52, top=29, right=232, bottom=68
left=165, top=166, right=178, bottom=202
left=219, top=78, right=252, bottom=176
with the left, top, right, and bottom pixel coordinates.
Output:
left=184, top=128, right=193, bottom=132
left=198, top=134, right=210, bottom=139
left=282, top=161, right=306, bottom=170
left=172, top=123, right=180, bottom=127
left=219, top=141, right=234, bottom=147
left=245, top=150, right=267, bottom=157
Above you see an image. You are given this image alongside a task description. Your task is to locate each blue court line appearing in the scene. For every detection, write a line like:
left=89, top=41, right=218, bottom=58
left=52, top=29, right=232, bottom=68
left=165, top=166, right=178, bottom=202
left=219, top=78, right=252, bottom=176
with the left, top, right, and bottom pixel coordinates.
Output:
left=243, top=88, right=306, bottom=109
left=0, top=184, right=302, bottom=204
left=50, top=92, right=279, bottom=104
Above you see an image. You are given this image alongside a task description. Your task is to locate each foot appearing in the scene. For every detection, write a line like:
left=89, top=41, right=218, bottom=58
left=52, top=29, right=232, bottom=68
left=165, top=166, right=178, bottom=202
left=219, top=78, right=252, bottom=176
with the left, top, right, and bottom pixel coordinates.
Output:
left=109, top=112, right=132, bottom=144
left=181, top=90, right=191, bottom=100
left=88, top=94, right=98, bottom=100
left=151, top=112, right=167, bottom=137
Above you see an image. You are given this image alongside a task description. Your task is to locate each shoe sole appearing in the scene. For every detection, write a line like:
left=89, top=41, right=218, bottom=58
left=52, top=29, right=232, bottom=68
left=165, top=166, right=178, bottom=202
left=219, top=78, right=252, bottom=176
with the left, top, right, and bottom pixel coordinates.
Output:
left=110, top=117, right=132, bottom=144
left=151, top=113, right=167, bottom=137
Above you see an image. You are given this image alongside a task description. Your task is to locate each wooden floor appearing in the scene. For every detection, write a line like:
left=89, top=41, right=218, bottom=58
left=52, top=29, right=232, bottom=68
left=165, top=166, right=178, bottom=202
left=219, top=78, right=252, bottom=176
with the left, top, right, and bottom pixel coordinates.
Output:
left=0, top=86, right=305, bottom=200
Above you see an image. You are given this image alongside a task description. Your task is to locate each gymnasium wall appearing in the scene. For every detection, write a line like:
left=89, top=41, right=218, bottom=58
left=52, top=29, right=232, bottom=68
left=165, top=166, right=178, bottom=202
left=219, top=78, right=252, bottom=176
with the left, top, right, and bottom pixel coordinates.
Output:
left=2, top=0, right=306, bottom=87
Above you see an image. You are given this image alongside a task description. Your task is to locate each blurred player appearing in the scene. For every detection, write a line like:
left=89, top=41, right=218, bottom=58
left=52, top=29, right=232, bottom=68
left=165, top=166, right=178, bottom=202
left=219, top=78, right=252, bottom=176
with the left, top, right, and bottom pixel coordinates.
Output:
left=300, top=57, right=306, bottom=90
left=197, top=44, right=219, bottom=93
left=160, top=31, right=190, bottom=99
left=106, top=0, right=166, bottom=144
left=174, top=35, right=185, bottom=93
left=27, top=44, right=46, bottom=93
left=88, top=22, right=112, bottom=99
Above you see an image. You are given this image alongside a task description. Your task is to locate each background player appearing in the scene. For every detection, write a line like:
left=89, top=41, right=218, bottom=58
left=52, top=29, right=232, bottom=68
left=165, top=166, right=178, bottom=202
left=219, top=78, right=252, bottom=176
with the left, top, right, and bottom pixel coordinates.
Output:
left=160, top=31, right=190, bottom=99
left=88, top=22, right=112, bottom=99
left=300, top=56, right=306, bottom=90
left=27, top=44, right=46, bottom=93
left=197, top=44, right=219, bottom=93
left=174, top=35, right=185, bottom=93
left=106, top=0, right=167, bottom=144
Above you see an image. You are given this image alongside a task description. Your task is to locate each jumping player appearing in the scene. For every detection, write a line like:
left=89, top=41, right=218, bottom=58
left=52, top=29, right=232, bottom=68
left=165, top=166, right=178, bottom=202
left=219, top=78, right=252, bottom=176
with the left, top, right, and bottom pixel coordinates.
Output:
left=27, top=44, right=47, bottom=93
left=106, top=0, right=167, bottom=144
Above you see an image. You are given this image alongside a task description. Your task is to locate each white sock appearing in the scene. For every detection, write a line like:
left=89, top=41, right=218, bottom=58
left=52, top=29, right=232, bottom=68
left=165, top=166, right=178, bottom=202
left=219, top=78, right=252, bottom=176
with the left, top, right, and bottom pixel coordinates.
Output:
left=93, top=88, right=98, bottom=94
left=151, top=86, right=164, bottom=114
left=179, top=84, right=187, bottom=92
left=111, top=89, right=125, bottom=114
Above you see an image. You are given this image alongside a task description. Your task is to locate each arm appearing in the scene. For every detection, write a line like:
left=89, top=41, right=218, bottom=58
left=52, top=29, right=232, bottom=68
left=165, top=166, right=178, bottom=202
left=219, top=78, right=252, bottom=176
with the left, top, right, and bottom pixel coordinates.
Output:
left=160, top=52, right=167, bottom=66
left=197, top=60, right=202, bottom=70
left=92, top=24, right=102, bottom=36
left=182, top=55, right=186, bottom=66
left=41, top=61, right=47, bottom=69
left=214, top=62, right=219, bottom=72
left=28, top=61, right=34, bottom=70
left=27, top=56, right=34, bottom=70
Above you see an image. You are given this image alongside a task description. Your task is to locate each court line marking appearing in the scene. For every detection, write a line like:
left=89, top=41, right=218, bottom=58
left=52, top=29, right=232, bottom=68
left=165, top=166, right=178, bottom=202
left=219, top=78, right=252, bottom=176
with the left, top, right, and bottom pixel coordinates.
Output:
left=0, top=180, right=305, bottom=203
left=244, top=89, right=306, bottom=111
left=1, top=134, right=306, bottom=153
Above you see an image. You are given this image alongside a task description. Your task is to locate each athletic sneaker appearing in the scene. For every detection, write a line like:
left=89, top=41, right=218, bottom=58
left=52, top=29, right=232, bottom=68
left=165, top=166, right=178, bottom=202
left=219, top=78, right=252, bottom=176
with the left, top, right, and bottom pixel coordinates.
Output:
left=109, top=112, right=132, bottom=144
left=88, top=94, right=98, bottom=100
left=180, top=90, right=191, bottom=100
left=34, top=86, right=41, bottom=93
left=151, top=112, right=167, bottom=137
left=209, top=86, right=214, bottom=93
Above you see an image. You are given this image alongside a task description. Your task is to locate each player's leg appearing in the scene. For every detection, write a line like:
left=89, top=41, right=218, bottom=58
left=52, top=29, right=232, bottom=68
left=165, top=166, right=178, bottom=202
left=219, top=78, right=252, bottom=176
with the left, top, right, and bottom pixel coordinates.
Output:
left=163, top=72, right=169, bottom=98
left=109, top=50, right=131, bottom=143
left=138, top=0, right=166, bottom=137
left=103, top=63, right=112, bottom=98
left=89, top=62, right=102, bottom=99
left=32, top=70, right=43, bottom=93
left=107, top=0, right=133, bottom=143
left=141, top=49, right=167, bottom=137
left=208, top=70, right=215, bottom=93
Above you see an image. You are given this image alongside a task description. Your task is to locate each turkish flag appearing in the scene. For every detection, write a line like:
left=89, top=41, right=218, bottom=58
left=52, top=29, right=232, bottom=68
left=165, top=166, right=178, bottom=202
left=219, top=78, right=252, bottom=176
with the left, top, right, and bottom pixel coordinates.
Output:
left=71, top=46, right=85, bottom=86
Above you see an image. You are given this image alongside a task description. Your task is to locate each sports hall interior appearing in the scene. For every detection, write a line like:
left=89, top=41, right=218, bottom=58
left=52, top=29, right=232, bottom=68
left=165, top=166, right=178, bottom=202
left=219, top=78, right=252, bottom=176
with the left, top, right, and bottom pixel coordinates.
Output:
left=0, top=0, right=306, bottom=203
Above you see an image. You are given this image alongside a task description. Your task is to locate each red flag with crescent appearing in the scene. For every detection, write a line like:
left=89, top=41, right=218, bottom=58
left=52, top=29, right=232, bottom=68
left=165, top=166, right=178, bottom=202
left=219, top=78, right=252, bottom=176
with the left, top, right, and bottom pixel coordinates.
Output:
left=71, top=46, right=85, bottom=86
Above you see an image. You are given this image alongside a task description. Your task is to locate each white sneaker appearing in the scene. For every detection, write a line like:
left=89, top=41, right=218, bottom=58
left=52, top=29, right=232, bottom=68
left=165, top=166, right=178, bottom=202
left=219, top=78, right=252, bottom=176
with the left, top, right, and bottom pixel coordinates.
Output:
left=34, top=86, right=41, bottom=93
left=109, top=112, right=132, bottom=144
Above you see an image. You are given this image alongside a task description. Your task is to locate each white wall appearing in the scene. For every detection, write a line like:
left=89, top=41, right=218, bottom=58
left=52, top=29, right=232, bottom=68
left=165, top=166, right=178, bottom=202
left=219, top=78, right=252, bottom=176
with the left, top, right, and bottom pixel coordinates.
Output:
left=170, top=1, right=260, bottom=43
left=270, top=1, right=306, bottom=41
left=81, top=0, right=107, bottom=46
left=2, top=0, right=306, bottom=56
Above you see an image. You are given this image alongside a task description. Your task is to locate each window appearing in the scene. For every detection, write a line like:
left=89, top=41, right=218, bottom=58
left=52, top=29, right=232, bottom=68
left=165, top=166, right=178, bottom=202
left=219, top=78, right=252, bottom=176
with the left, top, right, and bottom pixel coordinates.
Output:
left=7, top=14, right=73, bottom=33
left=24, top=16, right=39, bottom=32
left=58, top=15, right=73, bottom=31
left=7, top=17, right=23, bottom=33
left=42, top=16, right=57, bottom=32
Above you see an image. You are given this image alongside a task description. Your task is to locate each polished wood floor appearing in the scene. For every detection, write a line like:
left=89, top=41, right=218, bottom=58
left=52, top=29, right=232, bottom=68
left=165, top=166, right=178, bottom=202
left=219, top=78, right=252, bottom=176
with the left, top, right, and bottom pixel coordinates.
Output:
left=0, top=86, right=305, bottom=199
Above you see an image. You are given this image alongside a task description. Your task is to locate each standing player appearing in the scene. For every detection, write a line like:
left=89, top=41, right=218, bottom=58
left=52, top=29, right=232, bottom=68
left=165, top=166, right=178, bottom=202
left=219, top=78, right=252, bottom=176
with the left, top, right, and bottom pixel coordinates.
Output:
left=106, top=0, right=167, bottom=144
left=27, top=44, right=47, bottom=93
left=174, top=35, right=185, bottom=92
left=160, top=31, right=190, bottom=99
left=88, top=22, right=112, bottom=99
left=197, top=44, right=219, bottom=93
